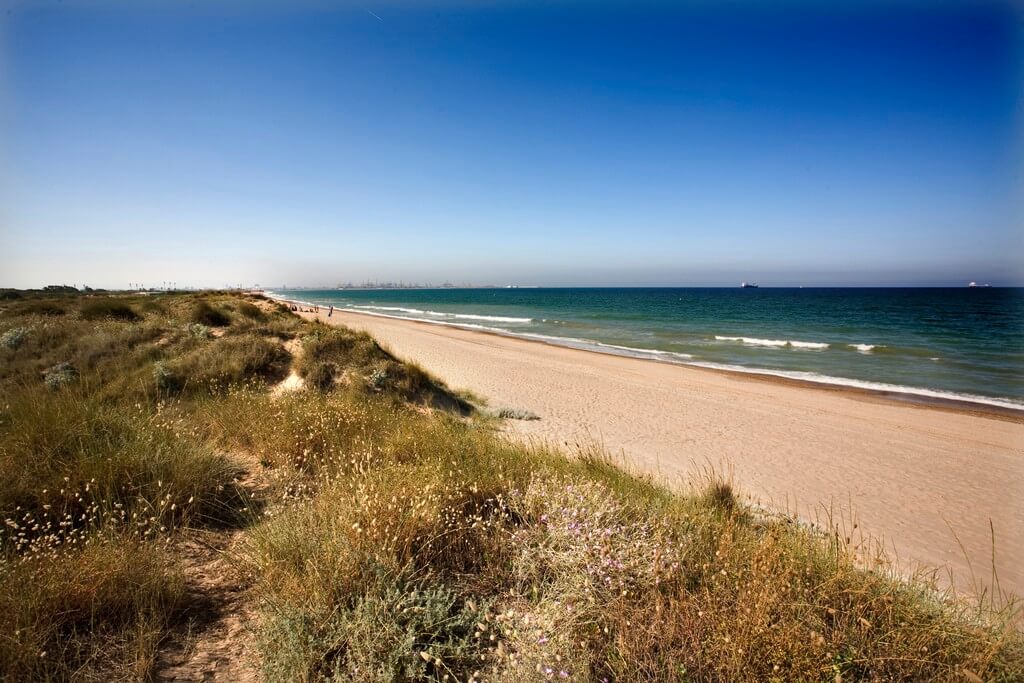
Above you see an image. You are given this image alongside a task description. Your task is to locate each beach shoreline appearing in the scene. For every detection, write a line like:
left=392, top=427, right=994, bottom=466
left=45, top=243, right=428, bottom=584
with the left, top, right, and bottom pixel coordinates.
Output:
left=269, top=294, right=1022, bottom=421
left=283, top=300, right=1024, bottom=597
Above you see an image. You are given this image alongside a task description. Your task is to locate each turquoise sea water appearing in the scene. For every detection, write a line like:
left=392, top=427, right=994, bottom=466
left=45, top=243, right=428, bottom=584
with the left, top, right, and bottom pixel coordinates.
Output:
left=271, top=288, right=1024, bottom=410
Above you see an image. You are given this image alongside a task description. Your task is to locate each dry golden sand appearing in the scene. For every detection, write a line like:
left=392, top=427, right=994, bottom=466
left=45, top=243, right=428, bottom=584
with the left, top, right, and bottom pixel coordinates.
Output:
left=301, top=308, right=1024, bottom=598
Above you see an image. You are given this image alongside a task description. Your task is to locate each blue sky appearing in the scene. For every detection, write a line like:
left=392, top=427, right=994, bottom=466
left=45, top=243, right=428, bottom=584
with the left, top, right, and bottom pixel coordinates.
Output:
left=2, top=0, right=1021, bottom=288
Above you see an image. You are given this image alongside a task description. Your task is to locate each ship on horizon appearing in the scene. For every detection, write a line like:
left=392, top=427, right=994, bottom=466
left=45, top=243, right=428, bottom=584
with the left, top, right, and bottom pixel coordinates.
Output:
left=741, top=281, right=759, bottom=288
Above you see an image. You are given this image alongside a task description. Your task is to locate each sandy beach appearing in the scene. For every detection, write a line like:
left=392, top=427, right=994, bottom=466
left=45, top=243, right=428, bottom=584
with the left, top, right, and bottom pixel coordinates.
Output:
left=298, top=307, right=1024, bottom=598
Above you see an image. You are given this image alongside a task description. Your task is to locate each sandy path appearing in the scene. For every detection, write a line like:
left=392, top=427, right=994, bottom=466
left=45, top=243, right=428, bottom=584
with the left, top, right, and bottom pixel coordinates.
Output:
left=302, top=309, right=1024, bottom=598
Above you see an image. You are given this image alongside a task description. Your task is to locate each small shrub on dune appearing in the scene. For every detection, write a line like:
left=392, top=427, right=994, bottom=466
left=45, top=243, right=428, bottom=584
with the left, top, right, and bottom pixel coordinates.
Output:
left=166, top=334, right=291, bottom=393
left=188, top=322, right=212, bottom=339
left=306, top=360, right=338, bottom=391
left=42, top=361, right=77, bottom=390
left=701, top=478, right=738, bottom=514
left=152, top=360, right=178, bottom=392
left=295, top=326, right=457, bottom=406
left=257, top=570, right=490, bottom=682
left=244, top=458, right=514, bottom=679
left=138, top=297, right=166, bottom=314
left=497, top=407, right=540, bottom=421
left=1, top=327, right=28, bottom=350
left=237, top=301, right=267, bottom=321
left=299, top=325, right=380, bottom=371
left=198, top=389, right=404, bottom=475
left=80, top=298, right=140, bottom=321
left=190, top=300, right=231, bottom=327
left=19, top=300, right=65, bottom=316
left=232, top=313, right=304, bottom=340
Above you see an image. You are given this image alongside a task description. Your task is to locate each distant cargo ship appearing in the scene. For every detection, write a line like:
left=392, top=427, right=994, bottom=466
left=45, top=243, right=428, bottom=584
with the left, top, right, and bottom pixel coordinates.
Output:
left=741, top=282, right=759, bottom=288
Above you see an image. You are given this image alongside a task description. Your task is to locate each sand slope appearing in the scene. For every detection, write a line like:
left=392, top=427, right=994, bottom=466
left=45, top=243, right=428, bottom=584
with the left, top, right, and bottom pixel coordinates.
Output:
left=303, top=309, right=1024, bottom=598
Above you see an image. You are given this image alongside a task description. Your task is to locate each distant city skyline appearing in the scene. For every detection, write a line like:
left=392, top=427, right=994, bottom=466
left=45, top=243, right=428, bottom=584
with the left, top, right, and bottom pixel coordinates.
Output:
left=2, top=1, right=1021, bottom=288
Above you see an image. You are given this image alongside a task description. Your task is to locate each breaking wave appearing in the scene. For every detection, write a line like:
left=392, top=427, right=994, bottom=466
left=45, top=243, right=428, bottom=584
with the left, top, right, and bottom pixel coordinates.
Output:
left=716, top=336, right=829, bottom=350
left=353, top=305, right=532, bottom=323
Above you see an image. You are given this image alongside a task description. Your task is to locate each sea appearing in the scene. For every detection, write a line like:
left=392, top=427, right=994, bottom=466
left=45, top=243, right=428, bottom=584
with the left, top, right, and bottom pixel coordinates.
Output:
left=269, top=287, right=1024, bottom=411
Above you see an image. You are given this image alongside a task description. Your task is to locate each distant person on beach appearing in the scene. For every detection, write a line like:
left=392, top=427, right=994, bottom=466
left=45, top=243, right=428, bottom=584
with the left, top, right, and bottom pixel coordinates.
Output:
left=328, top=305, right=334, bottom=317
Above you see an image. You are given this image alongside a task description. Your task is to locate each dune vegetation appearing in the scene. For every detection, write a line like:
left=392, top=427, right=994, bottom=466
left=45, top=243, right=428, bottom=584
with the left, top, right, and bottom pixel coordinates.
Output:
left=0, top=290, right=1020, bottom=681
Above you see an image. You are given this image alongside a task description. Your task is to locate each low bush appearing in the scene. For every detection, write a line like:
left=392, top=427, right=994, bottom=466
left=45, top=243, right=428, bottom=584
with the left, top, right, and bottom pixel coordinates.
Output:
left=298, top=325, right=382, bottom=374
left=1, top=327, right=28, bottom=350
left=80, top=298, right=139, bottom=322
left=152, top=360, right=176, bottom=391
left=258, top=570, right=490, bottom=682
left=306, top=360, right=338, bottom=391
left=297, top=326, right=470, bottom=411
left=188, top=323, right=212, bottom=339
left=191, top=301, right=231, bottom=327
left=19, top=301, right=65, bottom=316
left=42, top=361, right=77, bottom=390
left=166, top=333, right=291, bottom=393
left=497, top=407, right=541, bottom=420
left=237, top=301, right=266, bottom=320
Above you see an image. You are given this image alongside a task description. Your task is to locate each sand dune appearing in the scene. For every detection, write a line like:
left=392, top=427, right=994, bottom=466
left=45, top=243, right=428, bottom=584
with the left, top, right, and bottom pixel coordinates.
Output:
left=301, top=308, right=1024, bottom=598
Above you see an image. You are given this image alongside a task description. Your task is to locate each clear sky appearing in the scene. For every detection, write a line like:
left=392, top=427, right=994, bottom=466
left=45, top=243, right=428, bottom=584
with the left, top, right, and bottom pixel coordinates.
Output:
left=2, top=0, right=1021, bottom=288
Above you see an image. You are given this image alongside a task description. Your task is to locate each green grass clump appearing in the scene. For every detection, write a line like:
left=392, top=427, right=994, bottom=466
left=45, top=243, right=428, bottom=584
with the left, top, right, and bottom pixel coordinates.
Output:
left=80, top=298, right=140, bottom=322
left=18, top=300, right=66, bottom=316
left=191, top=300, right=231, bottom=327
left=0, top=386, right=248, bottom=545
left=297, top=324, right=381, bottom=375
left=497, top=407, right=540, bottom=420
left=163, top=333, right=291, bottom=394
left=297, top=324, right=470, bottom=411
left=237, top=301, right=267, bottom=320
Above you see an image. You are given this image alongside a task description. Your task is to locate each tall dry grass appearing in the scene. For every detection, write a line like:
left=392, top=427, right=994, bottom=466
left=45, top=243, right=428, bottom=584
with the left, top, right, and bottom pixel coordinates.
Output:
left=0, top=535, right=186, bottom=681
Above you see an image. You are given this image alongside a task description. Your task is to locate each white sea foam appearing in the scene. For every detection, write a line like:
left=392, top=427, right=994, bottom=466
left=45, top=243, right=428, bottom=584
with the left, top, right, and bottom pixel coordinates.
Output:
left=849, top=343, right=880, bottom=353
left=715, top=336, right=829, bottom=350
left=353, top=305, right=443, bottom=316
left=452, top=313, right=533, bottom=323
left=352, top=305, right=531, bottom=323
left=596, top=342, right=694, bottom=360
left=715, top=336, right=788, bottom=347
left=687, top=362, right=1024, bottom=412
left=789, top=340, right=831, bottom=350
